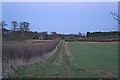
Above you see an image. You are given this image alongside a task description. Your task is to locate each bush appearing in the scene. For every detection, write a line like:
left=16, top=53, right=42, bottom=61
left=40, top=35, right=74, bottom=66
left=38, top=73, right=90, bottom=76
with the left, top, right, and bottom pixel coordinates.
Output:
left=2, top=38, right=60, bottom=78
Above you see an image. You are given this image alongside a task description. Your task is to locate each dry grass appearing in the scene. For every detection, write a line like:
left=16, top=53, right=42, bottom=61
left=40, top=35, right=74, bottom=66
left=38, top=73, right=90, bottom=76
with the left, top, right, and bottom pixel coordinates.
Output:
left=2, top=38, right=60, bottom=78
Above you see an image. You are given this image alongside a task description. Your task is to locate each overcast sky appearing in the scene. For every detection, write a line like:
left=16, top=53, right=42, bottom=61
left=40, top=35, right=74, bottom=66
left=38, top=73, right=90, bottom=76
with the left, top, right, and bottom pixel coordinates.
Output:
left=2, top=2, right=118, bottom=34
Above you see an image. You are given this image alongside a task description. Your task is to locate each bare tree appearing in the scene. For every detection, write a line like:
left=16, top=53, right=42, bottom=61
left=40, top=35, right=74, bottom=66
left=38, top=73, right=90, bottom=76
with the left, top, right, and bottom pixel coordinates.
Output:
left=12, top=21, right=18, bottom=31
left=110, top=12, right=120, bottom=31
left=19, top=22, right=30, bottom=32
left=0, top=21, right=8, bottom=29
left=0, top=21, right=8, bottom=35
left=51, top=32, right=57, bottom=35
left=78, top=32, right=82, bottom=36
left=82, top=33, right=85, bottom=36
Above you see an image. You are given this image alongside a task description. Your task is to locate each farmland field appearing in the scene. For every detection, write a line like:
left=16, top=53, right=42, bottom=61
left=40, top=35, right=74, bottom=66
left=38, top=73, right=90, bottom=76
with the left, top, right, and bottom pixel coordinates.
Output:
left=17, top=41, right=118, bottom=78
left=68, top=42, right=118, bottom=78
left=3, top=39, right=51, bottom=43
left=26, top=39, right=52, bottom=43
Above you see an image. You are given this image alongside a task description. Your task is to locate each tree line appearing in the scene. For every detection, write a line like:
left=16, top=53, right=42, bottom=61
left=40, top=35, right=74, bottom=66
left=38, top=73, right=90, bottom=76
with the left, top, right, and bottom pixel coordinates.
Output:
left=0, top=21, right=65, bottom=41
left=87, top=31, right=119, bottom=37
left=1, top=21, right=86, bottom=41
left=1, top=21, right=30, bottom=32
left=1, top=21, right=40, bottom=41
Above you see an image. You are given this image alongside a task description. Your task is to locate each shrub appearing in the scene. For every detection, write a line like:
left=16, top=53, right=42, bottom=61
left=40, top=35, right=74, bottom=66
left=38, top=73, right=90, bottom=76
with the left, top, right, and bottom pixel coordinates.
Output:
left=2, top=38, right=60, bottom=78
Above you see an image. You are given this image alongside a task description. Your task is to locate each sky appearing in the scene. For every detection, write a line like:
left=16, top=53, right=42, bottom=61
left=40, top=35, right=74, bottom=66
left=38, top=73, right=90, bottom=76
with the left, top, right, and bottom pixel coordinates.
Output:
left=2, top=2, right=118, bottom=34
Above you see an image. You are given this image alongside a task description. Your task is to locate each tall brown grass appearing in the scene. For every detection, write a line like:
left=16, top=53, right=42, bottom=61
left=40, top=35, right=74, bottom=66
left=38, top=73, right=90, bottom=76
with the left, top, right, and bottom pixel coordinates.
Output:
left=2, top=38, right=60, bottom=78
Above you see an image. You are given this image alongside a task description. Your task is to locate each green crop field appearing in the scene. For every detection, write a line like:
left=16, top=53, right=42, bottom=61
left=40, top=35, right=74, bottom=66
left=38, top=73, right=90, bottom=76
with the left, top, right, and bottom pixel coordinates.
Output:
left=68, top=42, right=118, bottom=78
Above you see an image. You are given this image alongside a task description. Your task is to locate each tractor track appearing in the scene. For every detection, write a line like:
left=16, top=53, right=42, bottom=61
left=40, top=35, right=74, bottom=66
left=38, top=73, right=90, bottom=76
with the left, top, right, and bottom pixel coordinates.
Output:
left=62, top=41, right=72, bottom=78
left=37, top=40, right=62, bottom=77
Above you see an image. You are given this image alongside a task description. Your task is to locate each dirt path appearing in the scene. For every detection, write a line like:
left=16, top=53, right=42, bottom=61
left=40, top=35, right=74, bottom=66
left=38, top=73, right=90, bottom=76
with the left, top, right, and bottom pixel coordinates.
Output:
left=62, top=41, right=72, bottom=78
left=76, top=41, right=120, bottom=43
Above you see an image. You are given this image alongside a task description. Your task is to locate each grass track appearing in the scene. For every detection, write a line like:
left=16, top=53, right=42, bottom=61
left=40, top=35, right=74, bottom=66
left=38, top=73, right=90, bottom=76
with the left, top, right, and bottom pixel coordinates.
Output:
left=18, top=40, right=69, bottom=78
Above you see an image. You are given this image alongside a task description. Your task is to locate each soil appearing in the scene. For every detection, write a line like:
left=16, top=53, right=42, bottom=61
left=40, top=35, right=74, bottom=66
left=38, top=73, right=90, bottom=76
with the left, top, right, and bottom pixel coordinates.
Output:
left=76, top=41, right=120, bottom=43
